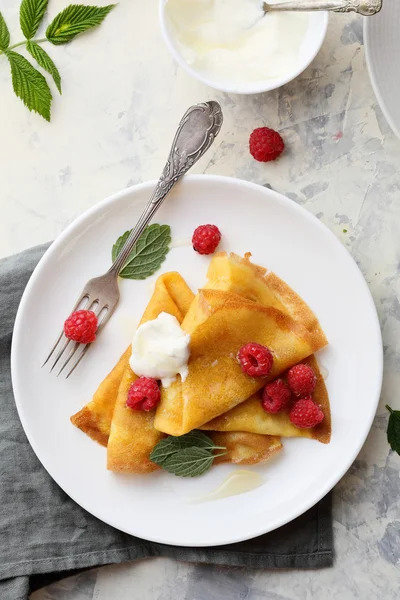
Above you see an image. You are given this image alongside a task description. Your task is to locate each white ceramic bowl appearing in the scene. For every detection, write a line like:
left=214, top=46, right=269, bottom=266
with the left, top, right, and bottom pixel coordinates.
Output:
left=159, top=0, right=328, bottom=95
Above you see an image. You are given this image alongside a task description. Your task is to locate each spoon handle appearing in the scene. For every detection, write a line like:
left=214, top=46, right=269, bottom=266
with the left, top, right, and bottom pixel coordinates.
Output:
left=109, top=101, right=223, bottom=275
left=263, top=0, right=382, bottom=16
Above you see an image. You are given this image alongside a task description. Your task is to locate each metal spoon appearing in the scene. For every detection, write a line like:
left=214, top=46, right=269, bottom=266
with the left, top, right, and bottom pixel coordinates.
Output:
left=262, top=0, right=382, bottom=16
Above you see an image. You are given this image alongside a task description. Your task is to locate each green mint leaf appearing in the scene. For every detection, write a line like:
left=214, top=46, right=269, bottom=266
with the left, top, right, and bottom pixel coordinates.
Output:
left=386, top=405, right=400, bottom=455
left=150, top=432, right=226, bottom=476
left=5, top=50, right=52, bottom=121
left=150, top=432, right=220, bottom=466
left=46, top=3, right=116, bottom=45
left=20, top=0, right=48, bottom=40
left=161, top=447, right=216, bottom=478
left=27, top=41, right=61, bottom=93
left=111, top=230, right=130, bottom=263
left=112, top=224, right=171, bottom=280
left=0, top=11, right=10, bottom=50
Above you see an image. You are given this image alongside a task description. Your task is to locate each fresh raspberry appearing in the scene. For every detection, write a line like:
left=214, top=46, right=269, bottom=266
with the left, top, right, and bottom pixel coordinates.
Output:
left=192, top=224, right=221, bottom=255
left=287, top=364, right=316, bottom=396
left=262, top=379, right=291, bottom=413
left=249, top=127, right=285, bottom=162
left=64, top=310, right=98, bottom=344
left=289, top=397, right=324, bottom=429
left=126, top=377, right=161, bottom=412
left=238, top=342, right=273, bottom=378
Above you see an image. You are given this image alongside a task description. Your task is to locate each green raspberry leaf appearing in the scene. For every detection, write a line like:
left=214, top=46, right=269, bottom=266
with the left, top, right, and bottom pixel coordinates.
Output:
left=20, top=0, right=48, bottom=40
left=112, top=224, right=171, bottom=280
left=0, top=11, right=10, bottom=50
left=386, top=405, right=400, bottom=455
left=46, top=3, right=116, bottom=45
left=27, top=41, right=61, bottom=93
left=5, top=50, right=52, bottom=121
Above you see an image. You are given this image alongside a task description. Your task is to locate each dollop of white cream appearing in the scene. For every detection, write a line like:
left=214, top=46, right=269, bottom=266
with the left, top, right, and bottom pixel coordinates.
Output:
left=165, top=0, right=309, bottom=86
left=129, top=312, right=191, bottom=388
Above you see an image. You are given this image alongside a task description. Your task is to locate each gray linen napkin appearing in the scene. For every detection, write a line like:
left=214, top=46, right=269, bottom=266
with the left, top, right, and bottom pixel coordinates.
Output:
left=0, top=244, right=333, bottom=600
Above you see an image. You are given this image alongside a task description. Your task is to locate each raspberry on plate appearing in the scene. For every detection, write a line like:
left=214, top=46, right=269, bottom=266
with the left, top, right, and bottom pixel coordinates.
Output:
left=192, top=224, right=221, bottom=255
left=238, top=342, right=273, bottom=378
left=289, top=397, right=324, bottom=429
left=64, top=310, right=98, bottom=344
left=126, top=377, right=161, bottom=412
left=249, top=127, right=285, bottom=162
left=287, top=363, right=316, bottom=396
left=262, top=379, right=291, bottom=413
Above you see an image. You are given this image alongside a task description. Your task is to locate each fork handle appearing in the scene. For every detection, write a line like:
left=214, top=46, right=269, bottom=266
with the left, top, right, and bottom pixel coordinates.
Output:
left=108, top=101, right=223, bottom=276
left=263, top=0, right=382, bottom=15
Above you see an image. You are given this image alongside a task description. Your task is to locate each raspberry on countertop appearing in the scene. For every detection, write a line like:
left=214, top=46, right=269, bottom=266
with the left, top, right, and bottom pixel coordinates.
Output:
left=249, top=127, right=285, bottom=162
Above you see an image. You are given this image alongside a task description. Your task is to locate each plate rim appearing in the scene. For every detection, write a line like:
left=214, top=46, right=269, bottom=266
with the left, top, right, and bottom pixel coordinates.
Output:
left=11, top=174, right=383, bottom=546
left=364, top=6, right=400, bottom=140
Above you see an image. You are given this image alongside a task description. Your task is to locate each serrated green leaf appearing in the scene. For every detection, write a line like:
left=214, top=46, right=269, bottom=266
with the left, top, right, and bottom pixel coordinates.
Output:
left=20, top=0, right=48, bottom=40
left=162, top=447, right=216, bottom=478
left=0, top=11, right=10, bottom=50
left=112, top=229, right=130, bottom=263
left=46, top=3, right=116, bottom=45
left=150, top=432, right=220, bottom=466
left=112, top=224, right=171, bottom=280
left=5, top=50, right=52, bottom=121
left=386, top=405, right=400, bottom=455
left=27, top=41, right=61, bottom=93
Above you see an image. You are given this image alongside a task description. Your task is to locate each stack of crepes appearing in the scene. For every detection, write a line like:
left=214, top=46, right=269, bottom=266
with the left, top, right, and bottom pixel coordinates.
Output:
left=71, top=252, right=331, bottom=474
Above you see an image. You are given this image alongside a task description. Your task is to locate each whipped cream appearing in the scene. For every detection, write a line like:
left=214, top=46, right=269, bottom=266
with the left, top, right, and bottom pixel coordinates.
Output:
left=129, top=312, right=191, bottom=387
left=165, top=0, right=309, bottom=86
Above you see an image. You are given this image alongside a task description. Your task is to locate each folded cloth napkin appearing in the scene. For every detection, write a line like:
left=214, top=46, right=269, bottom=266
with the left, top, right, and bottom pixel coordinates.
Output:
left=0, top=244, right=333, bottom=600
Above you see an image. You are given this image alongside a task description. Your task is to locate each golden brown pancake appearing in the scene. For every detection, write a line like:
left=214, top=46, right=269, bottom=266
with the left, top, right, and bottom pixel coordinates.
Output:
left=202, top=355, right=331, bottom=444
left=184, top=251, right=327, bottom=349
left=210, top=432, right=283, bottom=465
left=73, top=271, right=282, bottom=473
left=71, top=272, right=195, bottom=447
left=187, top=253, right=331, bottom=443
left=154, top=289, right=326, bottom=436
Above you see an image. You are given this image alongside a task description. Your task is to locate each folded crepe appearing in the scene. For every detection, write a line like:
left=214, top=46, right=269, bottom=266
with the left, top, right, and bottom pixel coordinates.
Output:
left=184, top=251, right=327, bottom=347
left=106, top=272, right=196, bottom=474
left=202, top=355, right=331, bottom=444
left=155, top=252, right=330, bottom=440
left=154, top=288, right=327, bottom=436
left=72, top=271, right=282, bottom=473
left=196, top=253, right=331, bottom=443
left=210, top=432, right=282, bottom=465
left=71, top=272, right=195, bottom=447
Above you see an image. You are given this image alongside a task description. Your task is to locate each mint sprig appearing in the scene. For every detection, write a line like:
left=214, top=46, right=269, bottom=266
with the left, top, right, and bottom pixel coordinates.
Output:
left=0, top=1, right=116, bottom=120
left=150, top=432, right=227, bottom=478
left=112, top=224, right=171, bottom=280
left=386, top=405, right=400, bottom=455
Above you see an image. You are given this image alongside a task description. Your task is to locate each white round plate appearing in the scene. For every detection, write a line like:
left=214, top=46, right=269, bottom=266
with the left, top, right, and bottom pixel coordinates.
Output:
left=365, top=0, right=400, bottom=139
left=12, top=175, right=382, bottom=547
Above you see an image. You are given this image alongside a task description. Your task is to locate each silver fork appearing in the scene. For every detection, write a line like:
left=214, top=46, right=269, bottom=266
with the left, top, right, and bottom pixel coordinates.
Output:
left=43, top=101, right=223, bottom=378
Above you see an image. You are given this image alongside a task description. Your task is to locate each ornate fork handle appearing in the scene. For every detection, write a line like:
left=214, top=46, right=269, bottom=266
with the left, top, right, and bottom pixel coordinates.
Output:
left=263, top=0, right=382, bottom=15
left=108, top=101, right=223, bottom=276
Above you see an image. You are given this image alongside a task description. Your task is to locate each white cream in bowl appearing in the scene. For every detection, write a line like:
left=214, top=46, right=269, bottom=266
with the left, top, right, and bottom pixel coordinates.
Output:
left=160, top=0, right=328, bottom=94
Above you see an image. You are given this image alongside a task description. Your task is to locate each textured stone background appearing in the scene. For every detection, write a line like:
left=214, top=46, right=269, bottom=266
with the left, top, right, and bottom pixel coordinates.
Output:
left=0, top=2, right=398, bottom=598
